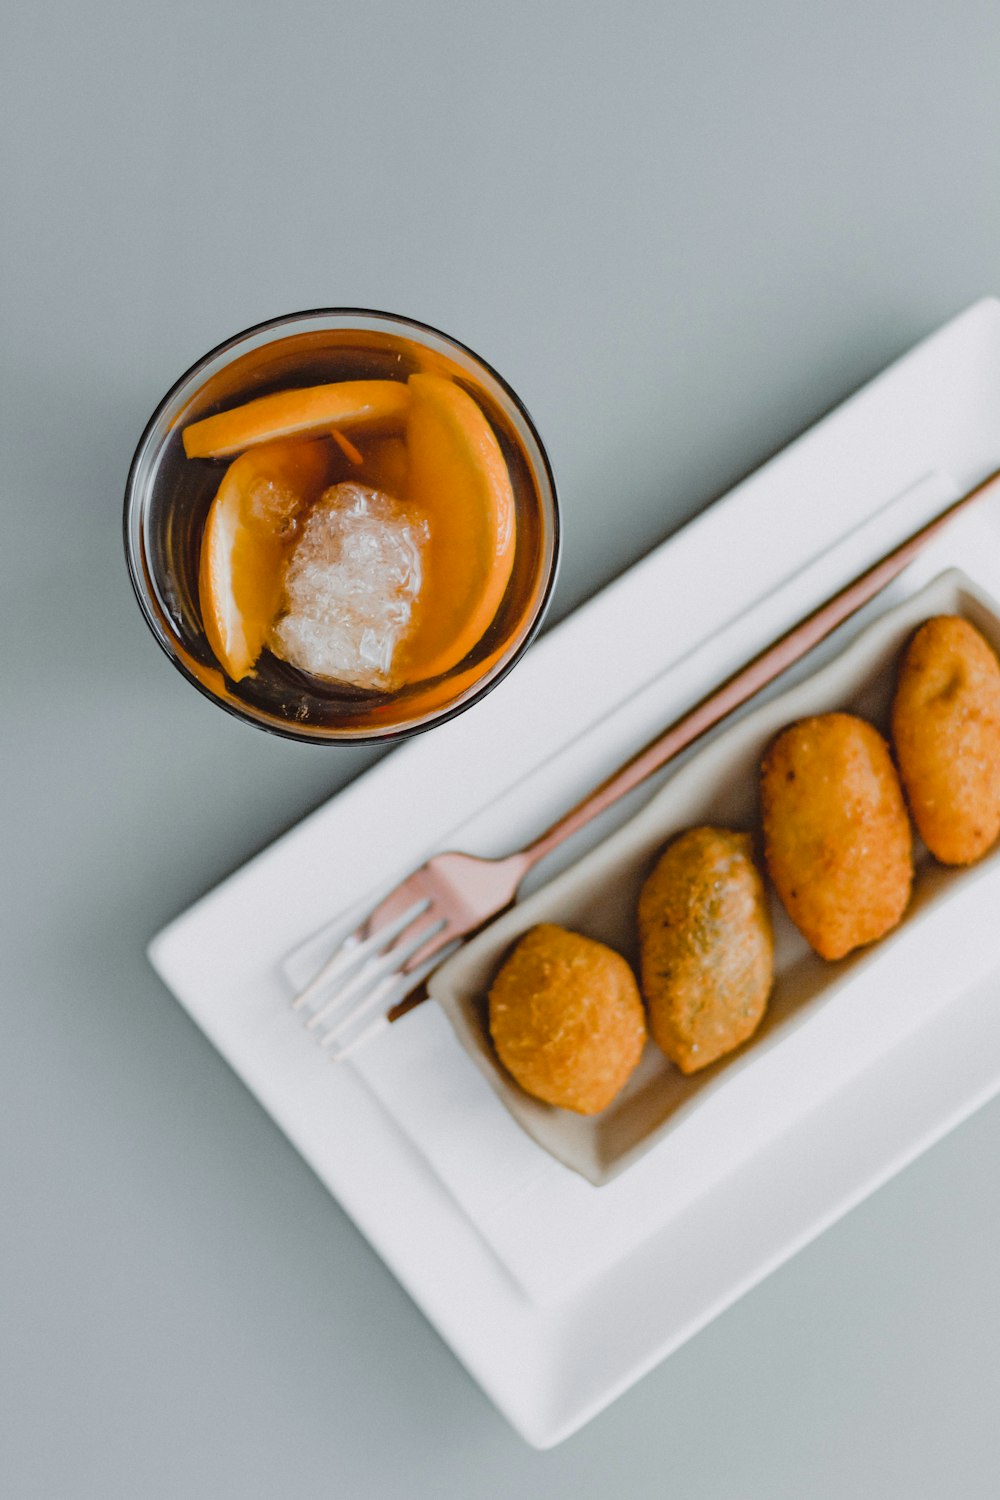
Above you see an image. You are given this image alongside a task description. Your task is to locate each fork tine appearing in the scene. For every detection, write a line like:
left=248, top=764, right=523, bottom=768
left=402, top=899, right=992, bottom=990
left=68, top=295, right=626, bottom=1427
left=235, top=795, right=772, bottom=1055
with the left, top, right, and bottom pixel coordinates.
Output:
left=327, top=1013, right=391, bottom=1060
left=303, top=911, right=446, bottom=1031
left=321, top=944, right=459, bottom=1059
left=316, top=968, right=400, bottom=1049
left=291, top=897, right=430, bottom=1011
left=403, top=922, right=459, bottom=973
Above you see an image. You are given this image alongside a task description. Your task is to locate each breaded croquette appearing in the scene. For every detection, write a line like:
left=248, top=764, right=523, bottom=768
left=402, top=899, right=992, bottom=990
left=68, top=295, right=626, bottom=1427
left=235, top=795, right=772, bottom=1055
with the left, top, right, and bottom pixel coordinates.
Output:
left=892, top=615, right=1000, bottom=865
left=760, top=712, right=912, bottom=960
left=488, top=924, right=647, bottom=1114
left=638, top=827, right=773, bottom=1074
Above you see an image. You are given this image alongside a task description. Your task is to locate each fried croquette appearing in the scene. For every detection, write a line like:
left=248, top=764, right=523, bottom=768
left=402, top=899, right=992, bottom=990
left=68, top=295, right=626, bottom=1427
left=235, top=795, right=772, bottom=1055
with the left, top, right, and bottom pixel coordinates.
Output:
left=638, top=827, right=773, bottom=1074
left=760, top=712, right=912, bottom=960
left=891, top=615, right=1000, bottom=865
left=488, top=924, right=647, bottom=1115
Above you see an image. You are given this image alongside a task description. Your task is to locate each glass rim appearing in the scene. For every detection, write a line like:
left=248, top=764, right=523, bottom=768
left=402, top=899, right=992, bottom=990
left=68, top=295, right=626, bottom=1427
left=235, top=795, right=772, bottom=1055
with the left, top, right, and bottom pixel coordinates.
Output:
left=123, top=307, right=561, bottom=745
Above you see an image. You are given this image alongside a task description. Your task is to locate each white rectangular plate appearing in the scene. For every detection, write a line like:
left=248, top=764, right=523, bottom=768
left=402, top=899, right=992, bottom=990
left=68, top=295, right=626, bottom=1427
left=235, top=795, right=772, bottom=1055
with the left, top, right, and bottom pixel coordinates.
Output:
left=151, top=299, right=1000, bottom=1447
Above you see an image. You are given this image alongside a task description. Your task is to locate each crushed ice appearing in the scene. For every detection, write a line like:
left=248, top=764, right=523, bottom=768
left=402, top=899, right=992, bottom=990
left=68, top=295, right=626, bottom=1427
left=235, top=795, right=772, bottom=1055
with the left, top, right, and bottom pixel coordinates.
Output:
left=270, top=482, right=427, bottom=690
left=247, top=475, right=302, bottom=535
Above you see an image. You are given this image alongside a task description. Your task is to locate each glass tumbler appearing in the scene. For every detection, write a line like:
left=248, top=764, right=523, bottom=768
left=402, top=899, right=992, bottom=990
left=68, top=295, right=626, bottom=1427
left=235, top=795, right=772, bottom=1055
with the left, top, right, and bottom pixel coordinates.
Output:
left=124, top=309, right=560, bottom=743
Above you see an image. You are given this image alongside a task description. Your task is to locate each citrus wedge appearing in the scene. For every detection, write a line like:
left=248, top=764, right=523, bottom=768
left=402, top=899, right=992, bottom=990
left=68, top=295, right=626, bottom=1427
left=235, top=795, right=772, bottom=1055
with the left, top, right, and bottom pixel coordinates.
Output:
left=198, top=439, right=329, bottom=681
left=399, top=374, right=516, bottom=683
left=183, top=380, right=410, bottom=460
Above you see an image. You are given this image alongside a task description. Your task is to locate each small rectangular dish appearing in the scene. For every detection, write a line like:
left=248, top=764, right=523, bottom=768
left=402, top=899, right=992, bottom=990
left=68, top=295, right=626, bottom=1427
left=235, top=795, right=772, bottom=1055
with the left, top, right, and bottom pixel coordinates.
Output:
left=430, top=568, right=1000, bottom=1184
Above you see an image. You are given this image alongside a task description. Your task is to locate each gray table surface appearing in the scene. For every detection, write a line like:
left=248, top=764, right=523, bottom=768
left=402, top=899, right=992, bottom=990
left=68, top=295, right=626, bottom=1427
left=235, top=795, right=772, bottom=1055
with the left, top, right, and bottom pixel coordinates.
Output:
left=5, top=2, right=1000, bottom=1494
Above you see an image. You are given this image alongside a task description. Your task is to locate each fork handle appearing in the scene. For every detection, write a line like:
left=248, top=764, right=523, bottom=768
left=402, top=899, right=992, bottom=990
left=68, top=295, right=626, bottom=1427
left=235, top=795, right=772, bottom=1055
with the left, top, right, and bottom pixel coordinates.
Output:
left=518, top=466, right=1000, bottom=873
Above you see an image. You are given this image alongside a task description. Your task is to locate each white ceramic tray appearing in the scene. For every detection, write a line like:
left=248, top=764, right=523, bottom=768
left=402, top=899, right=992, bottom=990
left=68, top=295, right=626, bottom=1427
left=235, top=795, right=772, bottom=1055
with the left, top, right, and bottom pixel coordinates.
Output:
left=429, top=569, right=1000, bottom=1184
left=150, top=298, right=1000, bottom=1447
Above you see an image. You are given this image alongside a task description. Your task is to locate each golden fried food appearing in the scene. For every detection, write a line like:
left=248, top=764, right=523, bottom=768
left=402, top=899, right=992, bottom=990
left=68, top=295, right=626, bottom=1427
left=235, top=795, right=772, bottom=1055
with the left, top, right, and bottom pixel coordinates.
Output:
left=760, top=712, right=912, bottom=960
left=637, top=827, right=773, bottom=1074
left=488, top=924, right=647, bottom=1115
left=891, top=615, right=1000, bottom=865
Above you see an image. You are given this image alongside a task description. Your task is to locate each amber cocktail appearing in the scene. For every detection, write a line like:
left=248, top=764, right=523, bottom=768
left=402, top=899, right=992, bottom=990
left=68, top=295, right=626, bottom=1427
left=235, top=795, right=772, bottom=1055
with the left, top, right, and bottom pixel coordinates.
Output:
left=124, top=311, right=559, bottom=742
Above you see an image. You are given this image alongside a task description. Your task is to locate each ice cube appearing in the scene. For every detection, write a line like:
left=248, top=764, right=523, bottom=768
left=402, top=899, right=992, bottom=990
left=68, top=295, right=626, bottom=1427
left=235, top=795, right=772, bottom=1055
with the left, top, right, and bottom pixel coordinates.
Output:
left=247, top=475, right=303, bottom=536
left=270, top=482, right=427, bottom=690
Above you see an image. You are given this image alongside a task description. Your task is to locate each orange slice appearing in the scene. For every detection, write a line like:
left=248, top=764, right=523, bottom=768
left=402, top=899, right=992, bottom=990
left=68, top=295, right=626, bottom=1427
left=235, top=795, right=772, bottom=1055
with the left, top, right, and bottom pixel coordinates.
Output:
left=330, top=427, right=364, bottom=466
left=198, top=439, right=329, bottom=680
left=183, top=380, right=410, bottom=460
left=399, top=374, right=516, bottom=682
